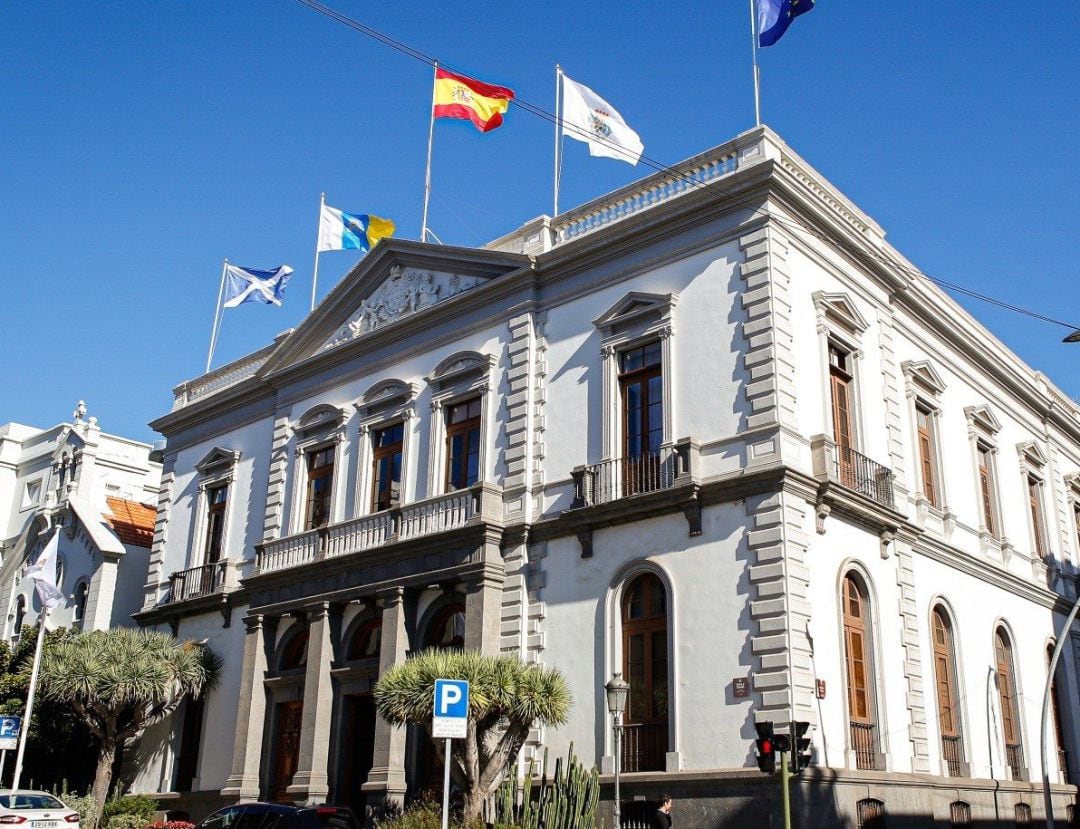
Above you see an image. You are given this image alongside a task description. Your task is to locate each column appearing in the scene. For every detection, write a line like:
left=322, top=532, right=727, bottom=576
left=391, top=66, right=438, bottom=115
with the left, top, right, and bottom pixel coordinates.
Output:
left=222, top=614, right=275, bottom=799
left=287, top=602, right=337, bottom=804
left=464, top=557, right=504, bottom=657
left=363, top=588, right=409, bottom=812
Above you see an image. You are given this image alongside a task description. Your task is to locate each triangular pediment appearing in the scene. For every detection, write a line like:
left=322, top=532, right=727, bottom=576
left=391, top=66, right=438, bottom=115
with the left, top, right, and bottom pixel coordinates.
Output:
left=964, top=404, right=1002, bottom=435
left=812, top=291, right=869, bottom=335
left=593, top=292, right=677, bottom=333
left=901, top=360, right=947, bottom=396
left=52, top=427, right=85, bottom=462
left=259, top=240, right=528, bottom=377
left=195, top=446, right=241, bottom=474
left=1017, top=440, right=1048, bottom=467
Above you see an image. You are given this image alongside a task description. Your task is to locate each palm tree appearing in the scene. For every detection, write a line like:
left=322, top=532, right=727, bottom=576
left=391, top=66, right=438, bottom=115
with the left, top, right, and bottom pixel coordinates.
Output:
left=374, top=649, right=571, bottom=820
left=36, top=628, right=219, bottom=825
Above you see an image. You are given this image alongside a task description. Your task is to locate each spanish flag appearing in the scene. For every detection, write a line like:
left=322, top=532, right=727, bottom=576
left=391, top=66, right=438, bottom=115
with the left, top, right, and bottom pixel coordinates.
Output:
left=432, top=68, right=515, bottom=133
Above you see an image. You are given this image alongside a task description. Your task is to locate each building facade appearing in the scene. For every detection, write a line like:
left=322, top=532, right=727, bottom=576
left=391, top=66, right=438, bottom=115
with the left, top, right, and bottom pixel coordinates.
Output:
left=132, top=127, right=1079, bottom=827
left=0, top=403, right=161, bottom=637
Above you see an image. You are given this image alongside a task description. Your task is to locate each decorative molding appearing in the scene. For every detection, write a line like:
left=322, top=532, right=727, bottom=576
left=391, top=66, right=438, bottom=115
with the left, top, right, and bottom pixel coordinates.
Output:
left=195, top=446, right=242, bottom=475
left=1016, top=439, right=1048, bottom=469
left=592, top=291, right=677, bottom=334
left=964, top=404, right=1002, bottom=436
left=427, top=351, right=497, bottom=392
left=355, top=379, right=419, bottom=421
left=894, top=543, right=930, bottom=772
left=900, top=360, right=947, bottom=397
left=812, top=290, right=870, bottom=337
left=294, top=404, right=348, bottom=440
left=321, top=266, right=485, bottom=352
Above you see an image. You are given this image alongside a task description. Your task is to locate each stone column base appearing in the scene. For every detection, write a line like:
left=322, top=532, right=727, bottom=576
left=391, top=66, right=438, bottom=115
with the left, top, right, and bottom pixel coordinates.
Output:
left=285, top=771, right=330, bottom=805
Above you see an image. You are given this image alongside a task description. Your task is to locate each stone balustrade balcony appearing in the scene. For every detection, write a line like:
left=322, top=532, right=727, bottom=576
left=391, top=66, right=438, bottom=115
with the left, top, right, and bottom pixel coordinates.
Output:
left=256, top=482, right=503, bottom=576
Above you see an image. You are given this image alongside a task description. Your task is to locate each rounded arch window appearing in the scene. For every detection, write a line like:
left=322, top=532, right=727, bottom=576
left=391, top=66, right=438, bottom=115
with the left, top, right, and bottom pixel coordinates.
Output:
left=425, top=603, right=465, bottom=650
left=278, top=628, right=309, bottom=671
left=347, top=619, right=382, bottom=661
left=620, top=572, right=668, bottom=772
left=994, top=627, right=1024, bottom=780
left=12, top=595, right=27, bottom=636
left=931, top=605, right=963, bottom=775
left=841, top=571, right=878, bottom=770
left=73, top=581, right=89, bottom=628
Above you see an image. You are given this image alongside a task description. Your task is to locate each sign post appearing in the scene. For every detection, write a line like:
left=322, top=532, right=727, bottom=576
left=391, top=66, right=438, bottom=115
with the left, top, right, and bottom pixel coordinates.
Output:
left=432, top=679, right=469, bottom=829
left=0, top=716, right=22, bottom=788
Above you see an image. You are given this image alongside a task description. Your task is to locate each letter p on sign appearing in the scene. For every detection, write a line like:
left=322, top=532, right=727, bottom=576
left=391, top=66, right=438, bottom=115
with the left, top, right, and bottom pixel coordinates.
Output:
left=432, top=678, right=469, bottom=739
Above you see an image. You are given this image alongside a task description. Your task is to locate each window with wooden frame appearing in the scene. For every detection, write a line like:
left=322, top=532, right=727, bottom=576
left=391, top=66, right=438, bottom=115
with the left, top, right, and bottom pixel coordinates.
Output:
left=977, top=442, right=998, bottom=537
left=370, top=422, right=404, bottom=512
left=932, top=607, right=964, bottom=776
left=618, top=342, right=664, bottom=494
left=203, top=484, right=228, bottom=564
left=829, top=343, right=856, bottom=453
left=1027, top=475, right=1047, bottom=560
left=916, top=404, right=940, bottom=508
left=949, top=801, right=971, bottom=827
left=1047, top=645, right=1070, bottom=784
left=842, top=573, right=877, bottom=770
left=445, top=398, right=482, bottom=491
left=304, top=446, right=335, bottom=530
left=995, top=628, right=1024, bottom=780
left=621, top=573, right=668, bottom=772
left=856, top=798, right=885, bottom=829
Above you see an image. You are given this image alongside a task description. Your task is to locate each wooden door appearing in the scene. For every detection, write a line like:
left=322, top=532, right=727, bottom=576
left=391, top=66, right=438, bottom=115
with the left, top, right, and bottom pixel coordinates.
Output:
left=273, top=701, right=303, bottom=801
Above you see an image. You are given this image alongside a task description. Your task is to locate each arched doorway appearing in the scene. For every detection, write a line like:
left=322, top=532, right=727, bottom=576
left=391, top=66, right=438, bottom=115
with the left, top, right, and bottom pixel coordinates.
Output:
left=337, top=617, right=381, bottom=816
left=621, top=573, right=668, bottom=772
left=270, top=627, right=308, bottom=801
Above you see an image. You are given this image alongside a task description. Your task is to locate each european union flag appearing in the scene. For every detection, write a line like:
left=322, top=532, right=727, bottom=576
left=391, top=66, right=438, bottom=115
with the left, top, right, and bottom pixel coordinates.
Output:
left=758, top=0, right=814, bottom=47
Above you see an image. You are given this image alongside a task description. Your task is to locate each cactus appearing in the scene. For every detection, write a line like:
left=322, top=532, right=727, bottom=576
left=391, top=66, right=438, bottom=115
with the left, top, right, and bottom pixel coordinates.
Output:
left=496, top=744, right=599, bottom=829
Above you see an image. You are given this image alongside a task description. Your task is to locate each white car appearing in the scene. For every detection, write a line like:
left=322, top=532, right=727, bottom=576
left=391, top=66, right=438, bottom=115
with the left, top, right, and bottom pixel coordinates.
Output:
left=0, top=792, right=80, bottom=829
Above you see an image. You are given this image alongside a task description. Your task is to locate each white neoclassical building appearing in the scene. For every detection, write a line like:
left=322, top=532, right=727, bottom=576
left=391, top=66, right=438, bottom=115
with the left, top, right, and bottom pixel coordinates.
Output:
left=131, top=126, right=1079, bottom=827
left=0, top=403, right=161, bottom=637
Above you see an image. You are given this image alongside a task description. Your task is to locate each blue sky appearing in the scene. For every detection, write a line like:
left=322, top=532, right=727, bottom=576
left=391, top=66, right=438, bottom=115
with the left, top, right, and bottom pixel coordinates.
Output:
left=2, top=2, right=1078, bottom=443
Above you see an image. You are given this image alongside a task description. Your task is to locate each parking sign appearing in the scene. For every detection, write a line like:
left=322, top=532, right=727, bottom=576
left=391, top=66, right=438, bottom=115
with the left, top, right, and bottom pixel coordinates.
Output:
left=432, top=679, right=469, bottom=739
left=0, top=716, right=21, bottom=751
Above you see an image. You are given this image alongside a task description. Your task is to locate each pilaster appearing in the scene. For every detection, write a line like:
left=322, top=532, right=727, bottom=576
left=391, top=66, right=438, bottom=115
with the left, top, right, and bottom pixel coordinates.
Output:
left=142, top=452, right=176, bottom=610
left=222, top=614, right=277, bottom=800
left=263, top=405, right=293, bottom=541
left=464, top=559, right=505, bottom=657
left=894, top=542, right=930, bottom=772
left=876, top=308, right=910, bottom=507
left=286, top=602, right=338, bottom=803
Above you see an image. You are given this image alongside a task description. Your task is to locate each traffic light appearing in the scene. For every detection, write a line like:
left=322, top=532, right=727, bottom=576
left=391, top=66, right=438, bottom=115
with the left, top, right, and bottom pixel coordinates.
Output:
left=755, top=721, right=776, bottom=773
left=792, top=721, right=812, bottom=772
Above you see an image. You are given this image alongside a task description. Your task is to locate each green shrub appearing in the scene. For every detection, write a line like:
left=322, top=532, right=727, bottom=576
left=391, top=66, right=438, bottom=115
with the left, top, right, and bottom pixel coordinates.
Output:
left=103, top=795, right=158, bottom=827
left=105, top=816, right=147, bottom=829
left=51, top=784, right=98, bottom=829
left=375, top=801, right=491, bottom=829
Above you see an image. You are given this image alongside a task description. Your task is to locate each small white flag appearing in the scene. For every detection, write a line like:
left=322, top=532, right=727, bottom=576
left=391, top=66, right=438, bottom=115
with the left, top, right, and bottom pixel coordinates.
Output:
left=26, top=529, right=66, bottom=610
left=561, top=73, right=644, bottom=165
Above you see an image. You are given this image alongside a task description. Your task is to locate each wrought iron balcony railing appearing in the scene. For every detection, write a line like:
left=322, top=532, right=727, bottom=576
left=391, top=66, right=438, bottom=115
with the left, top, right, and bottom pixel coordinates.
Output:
left=166, top=560, right=229, bottom=604
left=256, top=482, right=502, bottom=575
left=571, top=438, right=699, bottom=508
left=850, top=721, right=877, bottom=770
left=811, top=436, right=895, bottom=510
left=942, top=734, right=963, bottom=777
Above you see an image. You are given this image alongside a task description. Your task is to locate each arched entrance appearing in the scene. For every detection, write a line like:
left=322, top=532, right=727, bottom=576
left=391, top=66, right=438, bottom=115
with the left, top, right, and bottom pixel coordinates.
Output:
left=269, top=626, right=308, bottom=801
left=335, top=616, right=382, bottom=816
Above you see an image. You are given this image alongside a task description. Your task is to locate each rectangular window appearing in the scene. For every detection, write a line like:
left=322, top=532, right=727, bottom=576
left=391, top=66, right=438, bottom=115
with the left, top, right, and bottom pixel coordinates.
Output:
left=445, top=398, right=481, bottom=491
left=304, top=446, right=335, bottom=529
left=203, top=484, right=228, bottom=564
left=371, top=422, right=404, bottom=512
left=1028, top=475, right=1046, bottom=559
left=977, top=443, right=997, bottom=536
left=619, top=342, right=663, bottom=460
left=916, top=405, right=939, bottom=507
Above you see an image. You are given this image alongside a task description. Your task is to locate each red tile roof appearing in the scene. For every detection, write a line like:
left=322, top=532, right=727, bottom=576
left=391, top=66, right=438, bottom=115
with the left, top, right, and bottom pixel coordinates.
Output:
left=104, top=497, right=156, bottom=548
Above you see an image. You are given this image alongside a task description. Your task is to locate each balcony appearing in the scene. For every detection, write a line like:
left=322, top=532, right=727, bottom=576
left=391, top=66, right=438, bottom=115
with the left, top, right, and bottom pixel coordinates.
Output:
left=621, top=721, right=668, bottom=773
left=256, top=482, right=502, bottom=575
left=811, top=436, right=895, bottom=510
left=942, top=734, right=963, bottom=777
left=850, top=721, right=877, bottom=771
left=571, top=439, right=699, bottom=508
left=166, top=560, right=230, bottom=604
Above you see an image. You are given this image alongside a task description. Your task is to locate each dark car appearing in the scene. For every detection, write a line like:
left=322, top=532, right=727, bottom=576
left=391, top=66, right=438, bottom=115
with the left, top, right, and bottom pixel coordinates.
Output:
left=196, top=804, right=359, bottom=829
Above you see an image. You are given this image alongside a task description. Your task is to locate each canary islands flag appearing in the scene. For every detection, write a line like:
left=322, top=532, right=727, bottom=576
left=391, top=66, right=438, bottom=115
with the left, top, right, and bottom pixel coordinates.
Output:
left=757, top=0, right=814, bottom=47
left=318, top=205, right=396, bottom=253
left=432, top=68, right=515, bottom=133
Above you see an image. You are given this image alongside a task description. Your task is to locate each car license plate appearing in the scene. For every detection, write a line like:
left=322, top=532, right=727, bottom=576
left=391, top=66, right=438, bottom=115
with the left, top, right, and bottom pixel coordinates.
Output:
left=31, top=821, right=58, bottom=827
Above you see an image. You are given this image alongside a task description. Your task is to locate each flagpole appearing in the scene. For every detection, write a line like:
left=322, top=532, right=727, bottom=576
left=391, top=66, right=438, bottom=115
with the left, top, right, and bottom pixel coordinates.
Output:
left=310, top=192, right=325, bottom=312
left=749, top=0, right=762, bottom=126
left=205, top=258, right=228, bottom=375
left=553, top=64, right=562, bottom=217
left=11, top=605, right=47, bottom=792
left=421, top=62, right=438, bottom=244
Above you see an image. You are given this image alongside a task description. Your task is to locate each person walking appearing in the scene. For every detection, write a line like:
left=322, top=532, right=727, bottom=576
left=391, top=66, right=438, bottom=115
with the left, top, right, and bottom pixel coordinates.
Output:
left=652, top=794, right=673, bottom=829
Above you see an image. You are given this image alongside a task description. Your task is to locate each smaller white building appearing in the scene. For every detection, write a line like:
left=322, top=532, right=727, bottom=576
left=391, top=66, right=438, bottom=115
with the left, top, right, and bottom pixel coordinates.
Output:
left=0, top=402, right=162, bottom=636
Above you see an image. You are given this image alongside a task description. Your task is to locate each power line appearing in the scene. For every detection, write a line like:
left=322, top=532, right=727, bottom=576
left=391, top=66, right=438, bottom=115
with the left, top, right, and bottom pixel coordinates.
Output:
left=294, top=0, right=1080, bottom=334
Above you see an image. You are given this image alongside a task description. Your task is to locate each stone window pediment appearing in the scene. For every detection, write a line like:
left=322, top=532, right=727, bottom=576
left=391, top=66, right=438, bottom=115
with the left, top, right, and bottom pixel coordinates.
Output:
left=812, top=291, right=869, bottom=338
left=964, top=404, right=1002, bottom=436
left=593, top=292, right=677, bottom=340
left=294, top=404, right=348, bottom=442
left=1017, top=440, right=1048, bottom=470
left=901, top=360, right=947, bottom=398
left=195, top=447, right=242, bottom=475
left=427, top=351, right=497, bottom=394
left=356, top=379, right=419, bottom=421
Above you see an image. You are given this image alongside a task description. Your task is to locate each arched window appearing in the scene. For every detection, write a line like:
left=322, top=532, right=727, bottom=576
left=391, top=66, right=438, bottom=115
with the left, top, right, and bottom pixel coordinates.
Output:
left=621, top=573, right=668, bottom=772
left=279, top=629, right=309, bottom=672
left=1014, top=803, right=1031, bottom=825
left=1047, top=645, right=1070, bottom=783
left=842, top=573, right=878, bottom=770
left=425, top=603, right=466, bottom=650
left=931, top=607, right=964, bottom=776
left=347, top=619, right=381, bottom=662
left=949, top=801, right=971, bottom=827
left=995, top=628, right=1024, bottom=780
left=73, top=582, right=89, bottom=630
left=11, top=595, right=26, bottom=639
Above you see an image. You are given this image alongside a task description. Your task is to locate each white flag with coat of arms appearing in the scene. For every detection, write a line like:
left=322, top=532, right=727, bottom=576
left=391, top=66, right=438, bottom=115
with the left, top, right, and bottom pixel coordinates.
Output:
left=560, top=73, right=644, bottom=165
left=26, top=528, right=66, bottom=610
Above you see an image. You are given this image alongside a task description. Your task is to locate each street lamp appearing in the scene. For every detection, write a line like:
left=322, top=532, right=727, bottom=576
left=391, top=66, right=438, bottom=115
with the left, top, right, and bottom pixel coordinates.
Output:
left=606, top=672, right=630, bottom=829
